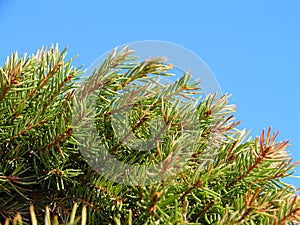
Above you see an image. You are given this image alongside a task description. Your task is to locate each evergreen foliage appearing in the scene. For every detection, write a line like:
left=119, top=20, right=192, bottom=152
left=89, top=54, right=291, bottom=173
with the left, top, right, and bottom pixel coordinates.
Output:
left=0, top=45, right=299, bottom=224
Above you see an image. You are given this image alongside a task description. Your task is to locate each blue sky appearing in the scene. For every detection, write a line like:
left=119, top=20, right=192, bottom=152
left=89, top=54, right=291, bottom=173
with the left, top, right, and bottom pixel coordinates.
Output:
left=0, top=0, right=299, bottom=187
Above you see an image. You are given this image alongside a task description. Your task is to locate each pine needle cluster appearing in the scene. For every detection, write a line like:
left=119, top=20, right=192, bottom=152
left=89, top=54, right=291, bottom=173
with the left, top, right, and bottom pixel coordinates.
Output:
left=0, top=45, right=299, bottom=224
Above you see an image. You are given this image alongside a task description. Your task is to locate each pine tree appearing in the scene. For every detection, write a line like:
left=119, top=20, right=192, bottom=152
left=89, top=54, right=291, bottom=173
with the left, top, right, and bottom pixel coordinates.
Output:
left=0, top=45, right=299, bottom=224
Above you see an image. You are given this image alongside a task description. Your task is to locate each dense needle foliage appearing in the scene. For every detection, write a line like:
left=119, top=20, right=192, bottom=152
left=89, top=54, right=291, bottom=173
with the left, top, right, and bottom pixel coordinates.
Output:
left=0, top=45, right=299, bottom=224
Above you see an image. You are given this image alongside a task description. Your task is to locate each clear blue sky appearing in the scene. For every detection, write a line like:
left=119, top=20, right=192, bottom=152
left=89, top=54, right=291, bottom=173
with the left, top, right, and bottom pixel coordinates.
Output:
left=1, top=0, right=299, bottom=187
